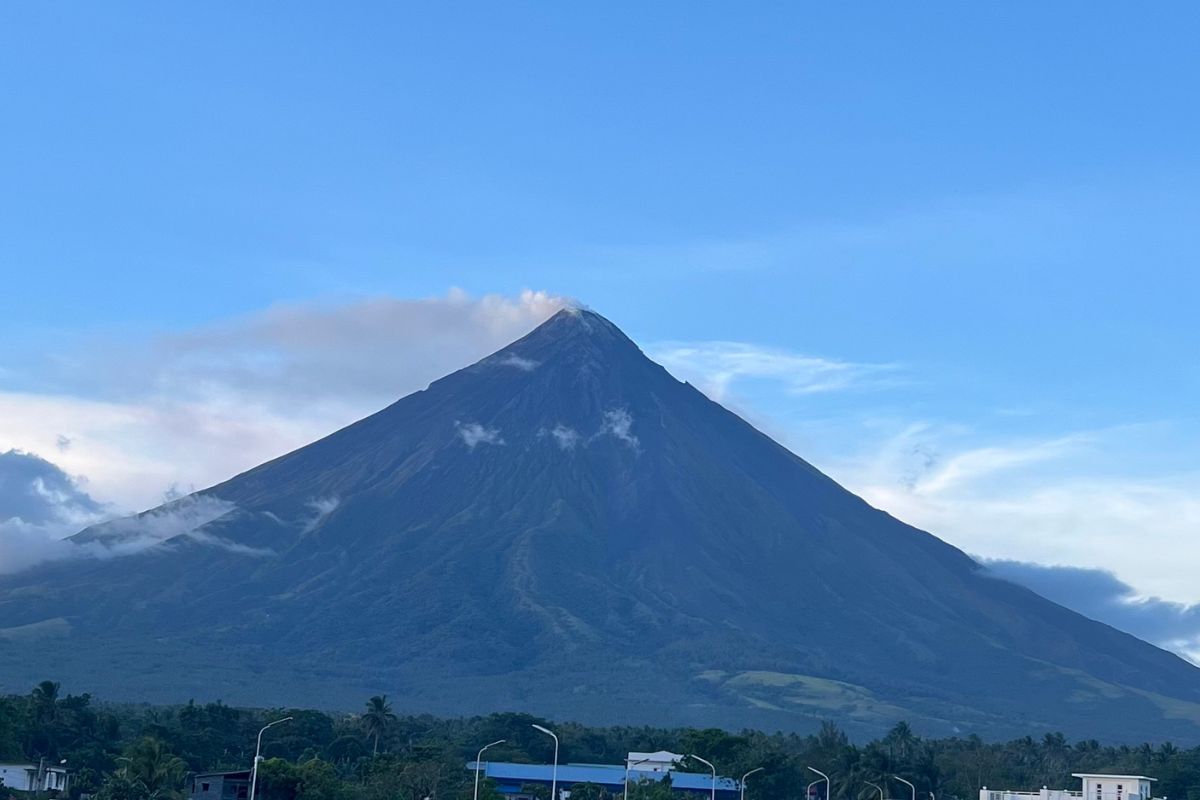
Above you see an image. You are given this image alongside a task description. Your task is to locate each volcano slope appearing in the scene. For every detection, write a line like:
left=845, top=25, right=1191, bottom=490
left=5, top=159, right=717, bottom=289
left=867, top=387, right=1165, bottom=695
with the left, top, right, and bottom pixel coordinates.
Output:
left=1, top=309, right=1197, bottom=741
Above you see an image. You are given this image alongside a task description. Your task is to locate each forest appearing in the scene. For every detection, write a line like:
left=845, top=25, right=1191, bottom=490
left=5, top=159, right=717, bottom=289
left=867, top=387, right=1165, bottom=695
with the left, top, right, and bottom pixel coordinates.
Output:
left=3, top=681, right=1199, bottom=800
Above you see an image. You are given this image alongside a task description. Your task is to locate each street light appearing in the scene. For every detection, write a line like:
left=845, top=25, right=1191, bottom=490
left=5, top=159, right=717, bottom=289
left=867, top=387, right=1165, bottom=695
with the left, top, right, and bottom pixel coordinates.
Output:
left=531, top=725, right=559, bottom=800
left=807, top=767, right=831, bottom=800
left=474, top=740, right=506, bottom=800
left=740, top=767, right=764, bottom=800
left=866, top=782, right=885, bottom=800
left=894, top=776, right=916, bottom=800
left=249, top=717, right=292, bottom=800
left=807, top=779, right=821, bottom=800
left=625, top=757, right=652, bottom=800
left=690, top=754, right=717, bottom=800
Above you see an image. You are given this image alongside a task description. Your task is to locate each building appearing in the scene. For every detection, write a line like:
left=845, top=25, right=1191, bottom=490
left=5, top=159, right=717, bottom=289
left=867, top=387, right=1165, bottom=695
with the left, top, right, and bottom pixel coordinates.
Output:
left=981, top=774, right=1161, bottom=800
left=0, top=763, right=70, bottom=794
left=188, top=770, right=252, bottom=800
left=1072, top=775, right=1157, bottom=800
left=468, top=752, right=740, bottom=800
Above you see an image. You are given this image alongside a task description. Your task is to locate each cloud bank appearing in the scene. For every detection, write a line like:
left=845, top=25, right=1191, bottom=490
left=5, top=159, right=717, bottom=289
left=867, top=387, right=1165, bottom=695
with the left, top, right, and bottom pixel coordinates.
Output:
left=0, top=449, right=109, bottom=574
left=0, top=449, right=104, bottom=527
left=985, top=559, right=1200, bottom=663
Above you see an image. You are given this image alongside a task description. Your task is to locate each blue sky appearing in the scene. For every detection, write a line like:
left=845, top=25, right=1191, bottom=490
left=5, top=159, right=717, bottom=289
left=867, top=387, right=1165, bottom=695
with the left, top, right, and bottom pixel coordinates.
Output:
left=2, top=4, right=1200, bottom=647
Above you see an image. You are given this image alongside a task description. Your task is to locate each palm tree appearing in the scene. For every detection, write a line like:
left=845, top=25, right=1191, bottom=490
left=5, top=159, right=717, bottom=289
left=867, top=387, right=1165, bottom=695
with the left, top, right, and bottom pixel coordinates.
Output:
left=885, top=722, right=917, bottom=764
left=117, top=737, right=188, bottom=799
left=361, top=695, right=396, bottom=757
left=31, top=680, right=61, bottom=725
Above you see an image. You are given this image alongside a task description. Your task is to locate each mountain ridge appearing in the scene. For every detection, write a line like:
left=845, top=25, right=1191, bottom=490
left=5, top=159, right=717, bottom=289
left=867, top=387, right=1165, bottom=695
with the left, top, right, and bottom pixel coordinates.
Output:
left=1, top=308, right=1197, bottom=742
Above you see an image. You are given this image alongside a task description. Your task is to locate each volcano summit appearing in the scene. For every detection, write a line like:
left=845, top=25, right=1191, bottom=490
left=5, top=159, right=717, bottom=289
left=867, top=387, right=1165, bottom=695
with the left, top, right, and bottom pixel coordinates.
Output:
left=1, top=308, right=1197, bottom=741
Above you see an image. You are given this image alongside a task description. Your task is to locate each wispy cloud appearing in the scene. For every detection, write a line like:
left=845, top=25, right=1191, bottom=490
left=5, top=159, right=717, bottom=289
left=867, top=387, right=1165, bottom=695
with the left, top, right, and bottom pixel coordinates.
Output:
left=301, top=496, right=339, bottom=533
left=494, top=353, right=539, bottom=371
left=911, top=434, right=1088, bottom=494
left=649, top=340, right=900, bottom=402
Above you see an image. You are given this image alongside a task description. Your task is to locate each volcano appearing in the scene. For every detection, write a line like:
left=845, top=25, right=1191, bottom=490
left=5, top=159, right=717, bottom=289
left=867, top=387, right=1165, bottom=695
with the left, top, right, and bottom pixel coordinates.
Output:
left=1, top=308, right=1198, bottom=741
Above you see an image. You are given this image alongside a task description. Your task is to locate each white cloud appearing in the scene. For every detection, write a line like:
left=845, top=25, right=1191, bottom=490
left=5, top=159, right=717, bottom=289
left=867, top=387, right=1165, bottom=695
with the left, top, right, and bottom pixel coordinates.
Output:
left=0, top=289, right=566, bottom=512
left=549, top=424, right=581, bottom=450
left=823, top=422, right=1200, bottom=605
left=598, top=409, right=639, bottom=448
left=456, top=422, right=504, bottom=449
left=649, top=340, right=899, bottom=402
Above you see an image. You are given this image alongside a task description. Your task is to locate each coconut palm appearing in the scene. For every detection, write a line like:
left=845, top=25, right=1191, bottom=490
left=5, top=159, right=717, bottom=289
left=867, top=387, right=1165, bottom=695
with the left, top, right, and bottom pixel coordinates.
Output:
left=116, top=737, right=188, bottom=799
left=884, top=722, right=917, bottom=763
left=361, top=695, right=396, bottom=757
left=31, top=680, right=61, bottom=726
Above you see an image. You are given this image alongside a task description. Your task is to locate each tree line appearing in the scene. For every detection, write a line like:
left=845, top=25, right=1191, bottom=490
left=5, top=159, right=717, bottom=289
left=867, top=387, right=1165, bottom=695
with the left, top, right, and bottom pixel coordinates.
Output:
left=3, top=682, right=1200, bottom=800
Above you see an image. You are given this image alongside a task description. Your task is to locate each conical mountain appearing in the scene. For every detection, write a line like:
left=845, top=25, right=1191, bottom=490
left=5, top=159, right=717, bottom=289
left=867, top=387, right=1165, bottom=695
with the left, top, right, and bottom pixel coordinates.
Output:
left=1, top=308, right=1197, bottom=741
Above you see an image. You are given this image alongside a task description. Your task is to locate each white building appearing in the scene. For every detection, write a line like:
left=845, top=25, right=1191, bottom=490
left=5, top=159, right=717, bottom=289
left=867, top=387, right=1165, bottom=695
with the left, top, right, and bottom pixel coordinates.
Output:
left=626, top=751, right=684, bottom=773
left=1072, top=775, right=1157, bottom=800
left=981, top=774, right=1159, bottom=800
left=0, top=763, right=70, bottom=794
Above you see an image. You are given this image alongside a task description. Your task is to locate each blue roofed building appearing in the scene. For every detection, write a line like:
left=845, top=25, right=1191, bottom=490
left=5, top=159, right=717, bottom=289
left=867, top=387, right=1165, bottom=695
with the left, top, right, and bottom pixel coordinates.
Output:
left=466, top=752, right=740, bottom=800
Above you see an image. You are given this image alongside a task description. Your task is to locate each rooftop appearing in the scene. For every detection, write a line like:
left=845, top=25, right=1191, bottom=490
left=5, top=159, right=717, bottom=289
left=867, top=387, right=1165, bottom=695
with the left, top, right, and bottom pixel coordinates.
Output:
left=468, top=761, right=740, bottom=792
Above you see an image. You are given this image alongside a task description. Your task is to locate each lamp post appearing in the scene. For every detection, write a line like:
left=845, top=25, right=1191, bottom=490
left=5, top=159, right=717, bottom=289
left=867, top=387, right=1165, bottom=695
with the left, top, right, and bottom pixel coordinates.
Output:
left=625, top=757, right=652, bottom=800
left=531, top=725, right=559, bottom=800
left=740, top=767, right=764, bottom=800
left=807, top=767, right=831, bottom=800
left=474, top=740, right=506, bottom=800
left=866, top=782, right=885, bottom=800
left=807, top=779, right=821, bottom=800
left=249, top=717, right=292, bottom=800
left=690, top=754, right=717, bottom=800
left=894, top=776, right=916, bottom=800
